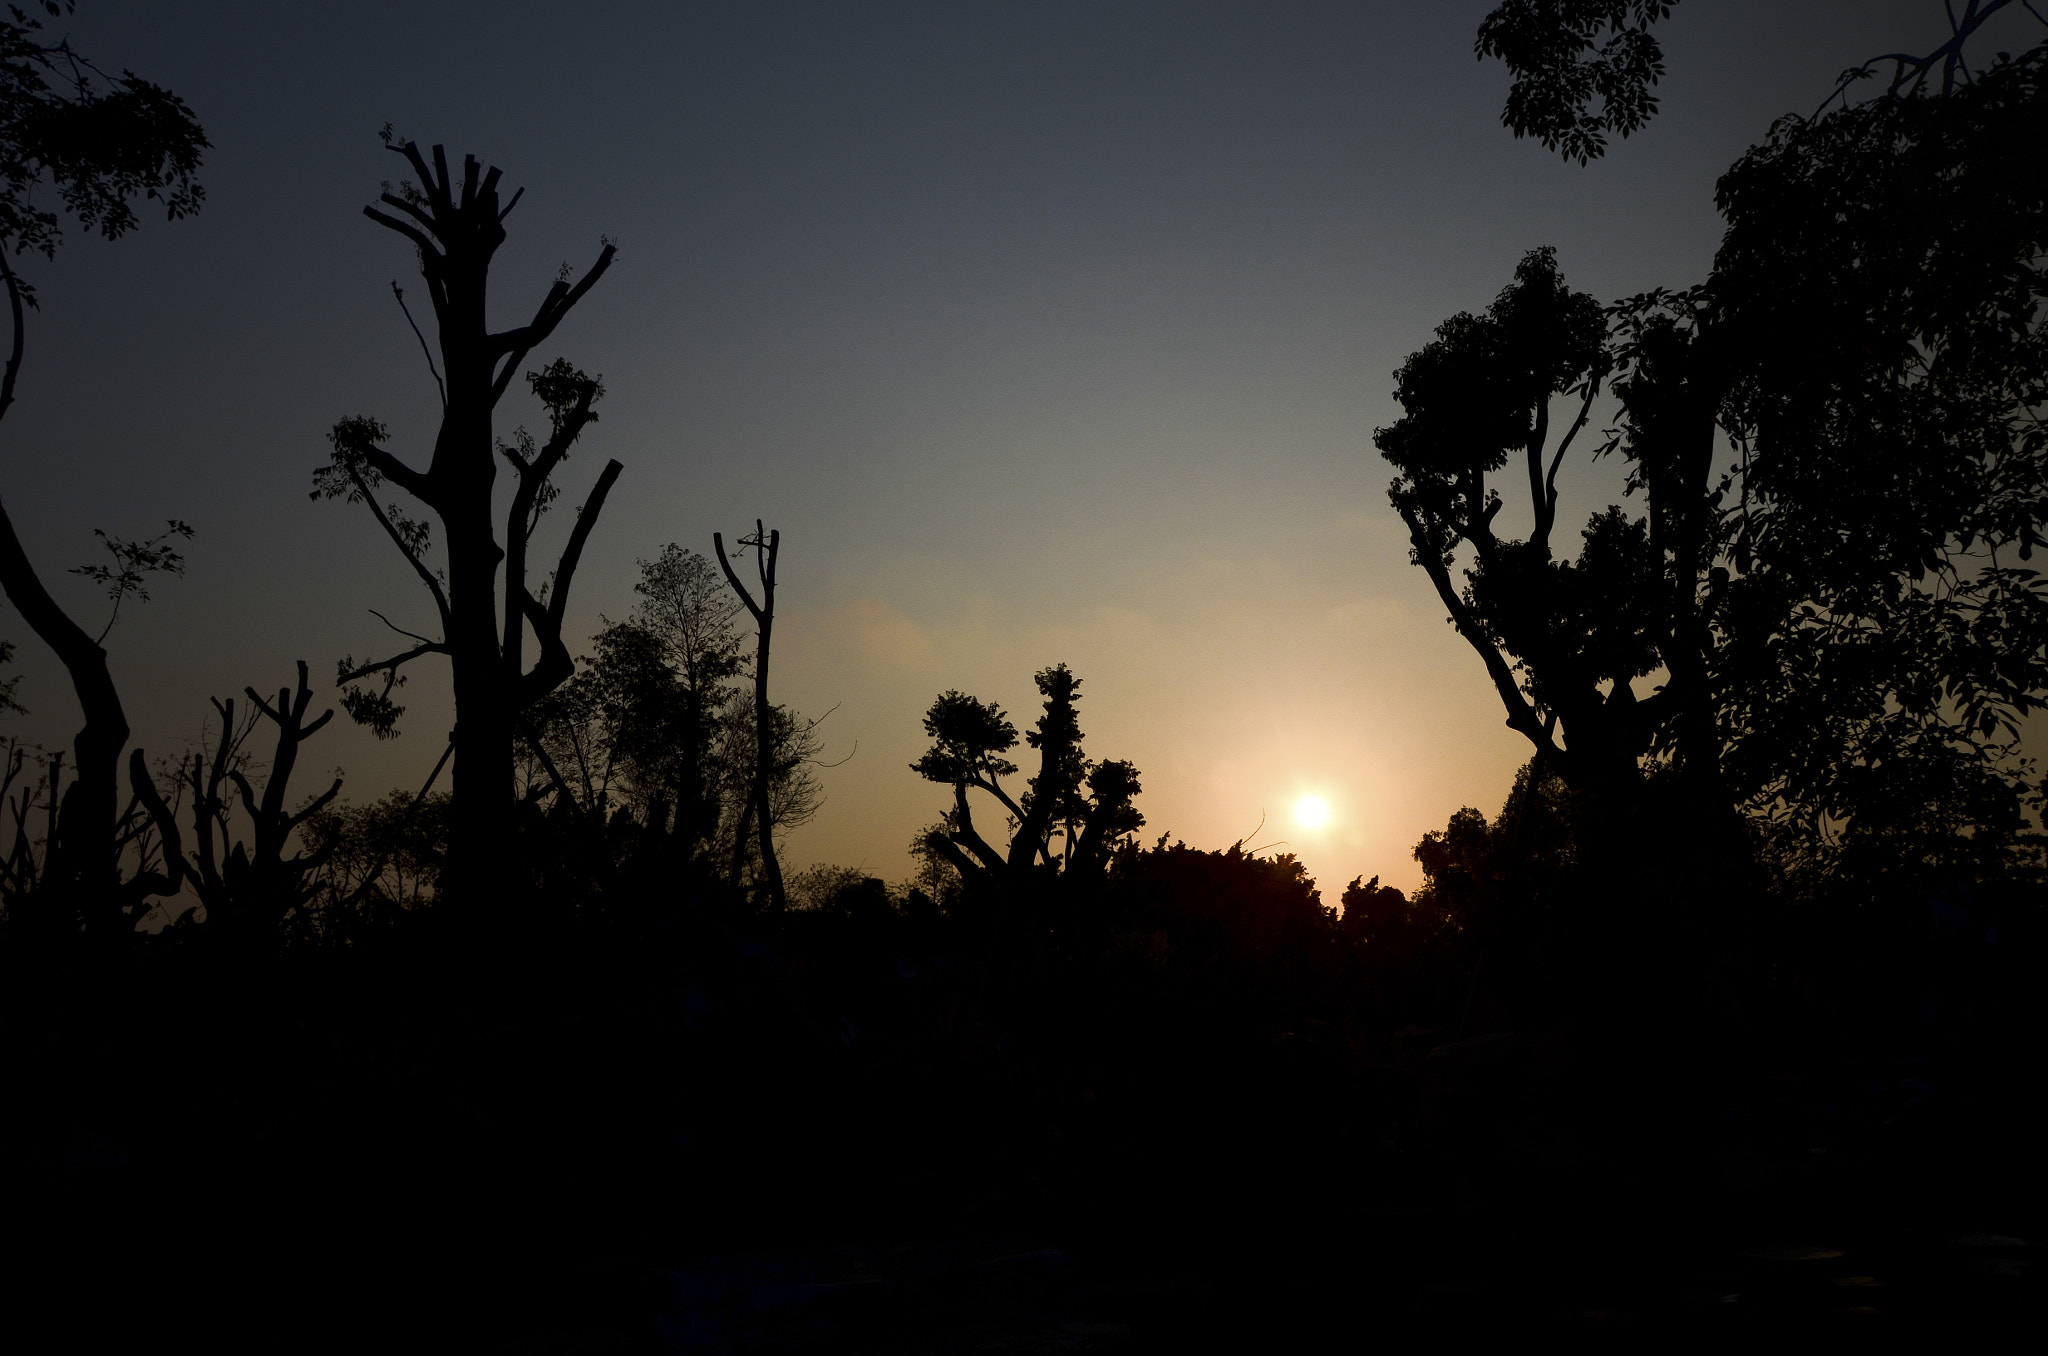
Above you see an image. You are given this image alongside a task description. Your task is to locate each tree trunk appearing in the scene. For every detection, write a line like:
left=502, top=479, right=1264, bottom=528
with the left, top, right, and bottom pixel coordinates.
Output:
left=0, top=493, right=128, bottom=934
left=715, top=524, right=785, bottom=910
left=441, top=483, right=514, bottom=907
left=350, top=143, right=616, bottom=916
left=750, top=545, right=782, bottom=910
left=0, top=252, right=130, bottom=937
left=426, top=194, right=511, bottom=909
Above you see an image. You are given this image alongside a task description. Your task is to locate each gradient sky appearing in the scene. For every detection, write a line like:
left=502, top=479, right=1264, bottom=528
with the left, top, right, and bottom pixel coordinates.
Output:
left=1, top=1, right=2021, bottom=894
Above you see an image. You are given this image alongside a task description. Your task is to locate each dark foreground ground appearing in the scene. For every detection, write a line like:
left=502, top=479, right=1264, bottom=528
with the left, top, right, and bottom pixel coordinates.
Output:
left=17, top=1119, right=2042, bottom=1351
left=4, top=881, right=2041, bottom=1350
left=21, top=1095, right=2035, bottom=1352
left=582, top=1219, right=2040, bottom=1351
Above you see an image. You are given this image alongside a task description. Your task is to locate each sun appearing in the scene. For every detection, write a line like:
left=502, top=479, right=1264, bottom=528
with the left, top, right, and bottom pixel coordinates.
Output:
left=1293, top=795, right=1331, bottom=830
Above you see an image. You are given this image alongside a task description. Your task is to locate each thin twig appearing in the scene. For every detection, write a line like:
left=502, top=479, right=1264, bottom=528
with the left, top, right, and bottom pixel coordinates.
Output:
left=391, top=281, right=446, bottom=409
left=368, top=608, right=440, bottom=648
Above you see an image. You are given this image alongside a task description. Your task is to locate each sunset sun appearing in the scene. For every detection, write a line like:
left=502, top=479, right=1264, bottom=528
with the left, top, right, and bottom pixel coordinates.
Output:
left=1293, top=796, right=1331, bottom=830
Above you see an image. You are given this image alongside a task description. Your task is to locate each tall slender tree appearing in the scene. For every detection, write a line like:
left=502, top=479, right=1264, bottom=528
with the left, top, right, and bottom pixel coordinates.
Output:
left=714, top=521, right=785, bottom=909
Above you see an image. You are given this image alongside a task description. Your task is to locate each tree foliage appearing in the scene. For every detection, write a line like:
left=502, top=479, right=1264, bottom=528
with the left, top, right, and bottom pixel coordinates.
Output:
left=0, top=1, right=205, bottom=267
left=1704, top=46, right=2048, bottom=886
left=519, top=545, right=825, bottom=900
left=913, top=664, right=1144, bottom=888
left=1385, top=37, right=2048, bottom=893
left=1378, top=247, right=1674, bottom=797
left=1476, top=1, right=1678, bottom=164
left=0, top=0, right=206, bottom=937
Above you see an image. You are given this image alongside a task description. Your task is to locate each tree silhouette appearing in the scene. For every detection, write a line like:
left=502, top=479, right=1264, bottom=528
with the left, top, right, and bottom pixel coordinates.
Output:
left=1390, top=33, right=2048, bottom=888
left=1814, top=0, right=2042, bottom=114
left=302, top=783, right=452, bottom=923
left=517, top=542, right=825, bottom=904
left=1476, top=1, right=1678, bottom=163
left=1377, top=248, right=1682, bottom=806
left=910, top=688, right=1018, bottom=880
left=130, top=662, right=343, bottom=950
left=0, top=1, right=205, bottom=936
left=628, top=543, right=747, bottom=858
left=315, top=137, right=618, bottom=906
left=714, top=520, right=788, bottom=908
left=1704, top=46, right=2048, bottom=887
left=912, top=664, right=1143, bottom=887
left=1476, top=2, right=2046, bottom=159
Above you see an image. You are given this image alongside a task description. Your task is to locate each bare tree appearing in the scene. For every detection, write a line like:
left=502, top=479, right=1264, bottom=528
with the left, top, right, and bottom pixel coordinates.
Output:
left=129, top=662, right=344, bottom=949
left=315, top=136, right=619, bottom=907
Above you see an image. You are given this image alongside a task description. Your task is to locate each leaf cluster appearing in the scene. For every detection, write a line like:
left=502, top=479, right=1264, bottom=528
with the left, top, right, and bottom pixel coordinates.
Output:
left=68, top=517, right=193, bottom=642
left=0, top=1, right=206, bottom=260
left=1476, top=0, right=1677, bottom=163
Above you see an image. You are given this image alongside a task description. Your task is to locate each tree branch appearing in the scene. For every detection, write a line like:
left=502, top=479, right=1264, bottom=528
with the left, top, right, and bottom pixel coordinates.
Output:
left=546, top=459, right=623, bottom=636
left=356, top=442, right=433, bottom=503
left=970, top=771, right=1027, bottom=825
left=1545, top=380, right=1599, bottom=513
left=338, top=639, right=444, bottom=685
left=384, top=141, right=443, bottom=213
left=926, top=829, right=985, bottom=882
left=345, top=466, right=451, bottom=630
left=391, top=281, right=446, bottom=410
left=1812, top=0, right=2025, bottom=116
left=337, top=730, right=453, bottom=913
left=243, top=682, right=335, bottom=744
left=0, top=250, right=26, bottom=423
left=501, top=378, right=600, bottom=670
left=287, top=778, right=344, bottom=837
left=713, top=529, right=765, bottom=623
left=127, top=746, right=183, bottom=893
left=515, top=587, right=573, bottom=705
left=949, top=785, right=1010, bottom=874
left=1526, top=390, right=1553, bottom=548
left=518, top=715, right=585, bottom=818
left=368, top=608, right=439, bottom=650
left=428, top=144, right=454, bottom=214
left=486, top=243, right=618, bottom=401
left=362, top=206, right=440, bottom=263
left=1400, top=504, right=1557, bottom=756
left=375, top=192, right=438, bottom=235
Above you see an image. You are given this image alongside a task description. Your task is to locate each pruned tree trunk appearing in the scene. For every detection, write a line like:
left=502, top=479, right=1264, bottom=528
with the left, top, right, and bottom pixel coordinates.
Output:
left=337, top=141, right=618, bottom=912
left=714, top=522, right=785, bottom=910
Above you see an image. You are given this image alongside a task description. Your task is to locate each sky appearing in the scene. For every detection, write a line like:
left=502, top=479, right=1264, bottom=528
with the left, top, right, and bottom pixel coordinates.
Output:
left=0, top=0, right=2025, bottom=894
